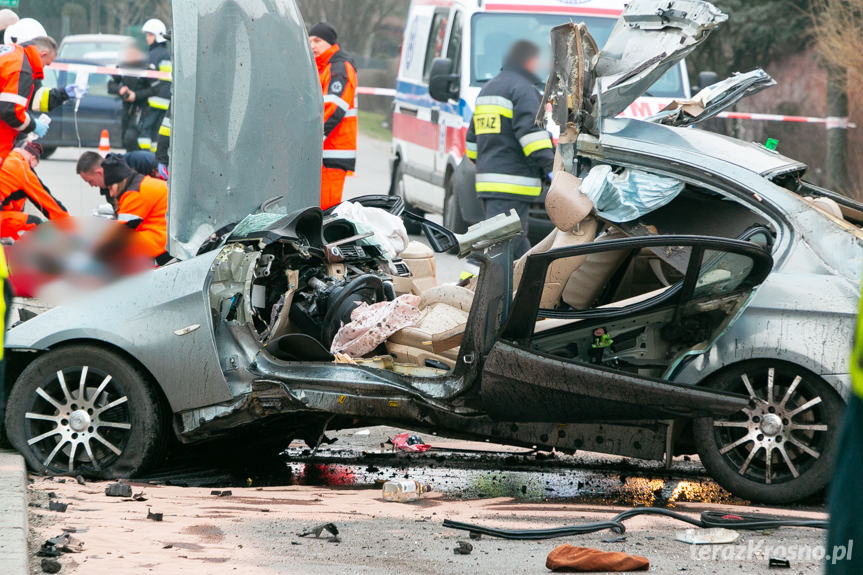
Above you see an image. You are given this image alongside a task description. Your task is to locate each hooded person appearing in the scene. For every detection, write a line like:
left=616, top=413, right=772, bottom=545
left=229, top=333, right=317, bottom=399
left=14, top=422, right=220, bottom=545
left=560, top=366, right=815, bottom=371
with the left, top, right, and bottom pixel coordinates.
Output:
left=101, top=153, right=169, bottom=264
left=309, top=22, right=357, bottom=210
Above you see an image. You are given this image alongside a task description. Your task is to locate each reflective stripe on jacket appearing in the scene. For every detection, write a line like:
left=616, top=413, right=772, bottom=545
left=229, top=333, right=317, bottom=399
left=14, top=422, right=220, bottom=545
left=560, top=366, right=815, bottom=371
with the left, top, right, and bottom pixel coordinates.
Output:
left=851, top=292, right=863, bottom=400
left=465, top=67, right=554, bottom=202
left=0, top=44, right=43, bottom=160
left=316, top=44, right=357, bottom=172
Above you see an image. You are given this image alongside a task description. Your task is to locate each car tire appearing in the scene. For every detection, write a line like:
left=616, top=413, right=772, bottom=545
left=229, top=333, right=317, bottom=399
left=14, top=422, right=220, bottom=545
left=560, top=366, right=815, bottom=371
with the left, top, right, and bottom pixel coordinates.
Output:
left=40, top=146, right=56, bottom=160
left=5, top=345, right=167, bottom=478
left=693, top=360, right=843, bottom=504
left=443, top=179, right=468, bottom=234
left=390, top=159, right=423, bottom=234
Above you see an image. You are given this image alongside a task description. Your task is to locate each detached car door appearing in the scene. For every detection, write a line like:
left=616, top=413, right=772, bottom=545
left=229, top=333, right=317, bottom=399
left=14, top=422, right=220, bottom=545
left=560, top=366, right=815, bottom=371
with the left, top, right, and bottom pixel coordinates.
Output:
left=480, top=234, right=772, bottom=423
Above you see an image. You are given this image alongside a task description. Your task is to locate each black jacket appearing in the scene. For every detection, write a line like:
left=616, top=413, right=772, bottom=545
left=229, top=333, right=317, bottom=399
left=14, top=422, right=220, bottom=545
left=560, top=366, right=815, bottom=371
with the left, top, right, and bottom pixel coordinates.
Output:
left=465, top=66, right=555, bottom=201
left=135, top=42, right=171, bottom=105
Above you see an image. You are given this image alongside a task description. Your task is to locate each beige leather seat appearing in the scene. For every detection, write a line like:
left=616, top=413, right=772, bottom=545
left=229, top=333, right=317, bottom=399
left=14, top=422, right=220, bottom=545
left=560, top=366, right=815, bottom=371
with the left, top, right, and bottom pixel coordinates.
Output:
left=385, top=284, right=474, bottom=368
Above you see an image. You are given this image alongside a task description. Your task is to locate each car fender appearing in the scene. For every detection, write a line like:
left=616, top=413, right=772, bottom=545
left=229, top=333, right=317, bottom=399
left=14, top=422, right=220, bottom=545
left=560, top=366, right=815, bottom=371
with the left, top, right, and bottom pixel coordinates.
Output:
left=452, top=157, right=484, bottom=224
left=5, top=252, right=232, bottom=413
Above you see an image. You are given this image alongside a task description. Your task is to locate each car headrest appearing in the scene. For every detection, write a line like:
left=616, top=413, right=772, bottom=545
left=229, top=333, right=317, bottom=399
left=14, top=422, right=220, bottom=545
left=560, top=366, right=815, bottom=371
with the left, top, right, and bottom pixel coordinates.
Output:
left=545, top=170, right=594, bottom=232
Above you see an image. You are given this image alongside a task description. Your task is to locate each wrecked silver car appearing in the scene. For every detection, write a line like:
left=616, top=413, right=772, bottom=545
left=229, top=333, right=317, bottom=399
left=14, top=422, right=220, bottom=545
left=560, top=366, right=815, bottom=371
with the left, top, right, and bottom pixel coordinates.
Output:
left=3, top=0, right=860, bottom=505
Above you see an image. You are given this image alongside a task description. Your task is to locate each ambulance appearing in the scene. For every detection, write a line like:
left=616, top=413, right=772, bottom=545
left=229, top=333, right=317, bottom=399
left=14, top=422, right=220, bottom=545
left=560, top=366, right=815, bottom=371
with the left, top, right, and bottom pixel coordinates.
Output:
left=390, top=0, right=697, bottom=236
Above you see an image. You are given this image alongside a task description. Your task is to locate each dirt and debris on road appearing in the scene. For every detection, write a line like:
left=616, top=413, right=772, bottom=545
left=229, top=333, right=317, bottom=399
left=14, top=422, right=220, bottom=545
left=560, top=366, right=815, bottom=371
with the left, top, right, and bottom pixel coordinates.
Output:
left=26, top=472, right=829, bottom=575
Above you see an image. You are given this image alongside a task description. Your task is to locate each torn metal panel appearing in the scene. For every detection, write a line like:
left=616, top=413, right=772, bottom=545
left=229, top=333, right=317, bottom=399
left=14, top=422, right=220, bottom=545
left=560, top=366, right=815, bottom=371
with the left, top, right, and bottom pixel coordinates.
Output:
left=649, top=69, right=777, bottom=127
left=595, top=0, right=727, bottom=119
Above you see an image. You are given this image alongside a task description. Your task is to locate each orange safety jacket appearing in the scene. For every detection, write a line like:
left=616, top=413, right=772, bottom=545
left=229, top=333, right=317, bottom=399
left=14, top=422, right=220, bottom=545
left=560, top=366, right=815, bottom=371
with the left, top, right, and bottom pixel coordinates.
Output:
left=0, top=44, right=44, bottom=161
left=0, top=149, right=68, bottom=221
left=315, top=44, right=357, bottom=172
left=115, top=173, right=168, bottom=260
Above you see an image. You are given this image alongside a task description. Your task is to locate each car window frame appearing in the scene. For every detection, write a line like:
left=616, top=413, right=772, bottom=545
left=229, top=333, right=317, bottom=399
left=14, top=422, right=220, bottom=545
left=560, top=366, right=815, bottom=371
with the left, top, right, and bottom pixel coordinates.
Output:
left=422, top=8, right=450, bottom=83
left=501, top=235, right=773, bottom=344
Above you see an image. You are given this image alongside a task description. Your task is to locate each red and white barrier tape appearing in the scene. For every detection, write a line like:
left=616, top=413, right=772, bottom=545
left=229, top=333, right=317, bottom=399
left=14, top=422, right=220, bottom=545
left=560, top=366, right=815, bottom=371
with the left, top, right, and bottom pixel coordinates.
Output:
left=48, top=62, right=170, bottom=80
left=47, top=62, right=856, bottom=128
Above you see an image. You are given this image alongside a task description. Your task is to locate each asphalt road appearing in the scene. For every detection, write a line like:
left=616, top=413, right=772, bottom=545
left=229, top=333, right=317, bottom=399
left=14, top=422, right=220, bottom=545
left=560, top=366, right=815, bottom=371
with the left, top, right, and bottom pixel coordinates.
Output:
left=35, top=134, right=471, bottom=283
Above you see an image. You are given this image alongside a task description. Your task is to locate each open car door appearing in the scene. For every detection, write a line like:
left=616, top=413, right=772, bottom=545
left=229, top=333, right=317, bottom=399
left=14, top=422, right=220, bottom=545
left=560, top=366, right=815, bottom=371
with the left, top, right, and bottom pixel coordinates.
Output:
left=481, top=234, right=773, bottom=423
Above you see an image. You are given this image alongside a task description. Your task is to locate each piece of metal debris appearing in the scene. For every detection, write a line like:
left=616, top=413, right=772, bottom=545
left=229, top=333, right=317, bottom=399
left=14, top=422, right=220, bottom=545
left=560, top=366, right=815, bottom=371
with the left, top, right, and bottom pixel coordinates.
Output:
left=769, top=557, right=791, bottom=569
left=454, top=541, right=473, bottom=555
left=132, top=491, right=148, bottom=502
left=210, top=490, right=232, bottom=497
left=297, top=523, right=339, bottom=539
left=105, top=482, right=132, bottom=497
left=675, top=528, right=740, bottom=545
left=75, top=475, right=85, bottom=486
left=603, top=536, right=627, bottom=543
left=48, top=501, right=68, bottom=513
left=147, top=510, right=164, bottom=522
left=40, top=558, right=61, bottom=574
left=469, top=531, right=482, bottom=540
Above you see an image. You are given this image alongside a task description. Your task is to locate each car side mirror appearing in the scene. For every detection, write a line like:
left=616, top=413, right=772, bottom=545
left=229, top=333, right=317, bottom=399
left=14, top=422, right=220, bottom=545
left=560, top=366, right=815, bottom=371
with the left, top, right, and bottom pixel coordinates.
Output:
left=429, top=57, right=460, bottom=103
left=692, top=70, right=719, bottom=94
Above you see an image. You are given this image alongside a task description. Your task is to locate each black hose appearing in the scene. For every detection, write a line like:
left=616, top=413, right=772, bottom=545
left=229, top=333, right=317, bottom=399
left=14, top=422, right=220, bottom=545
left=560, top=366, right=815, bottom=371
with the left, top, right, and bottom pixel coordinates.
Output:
left=442, top=508, right=827, bottom=540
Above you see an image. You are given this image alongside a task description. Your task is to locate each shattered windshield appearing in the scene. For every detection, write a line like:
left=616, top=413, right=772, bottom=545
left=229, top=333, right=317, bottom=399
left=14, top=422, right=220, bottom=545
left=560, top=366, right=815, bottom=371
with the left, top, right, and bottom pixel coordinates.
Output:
left=470, top=12, right=686, bottom=97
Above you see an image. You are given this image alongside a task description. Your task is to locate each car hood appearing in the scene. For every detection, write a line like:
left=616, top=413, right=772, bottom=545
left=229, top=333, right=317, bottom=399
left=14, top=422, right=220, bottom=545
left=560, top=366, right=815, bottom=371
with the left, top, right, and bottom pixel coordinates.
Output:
left=543, top=0, right=727, bottom=132
left=168, top=0, right=323, bottom=259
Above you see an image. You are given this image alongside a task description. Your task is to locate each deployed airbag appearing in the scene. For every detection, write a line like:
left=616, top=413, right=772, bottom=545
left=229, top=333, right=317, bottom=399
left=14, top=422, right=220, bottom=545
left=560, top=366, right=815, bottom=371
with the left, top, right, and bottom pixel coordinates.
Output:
left=581, top=165, right=684, bottom=223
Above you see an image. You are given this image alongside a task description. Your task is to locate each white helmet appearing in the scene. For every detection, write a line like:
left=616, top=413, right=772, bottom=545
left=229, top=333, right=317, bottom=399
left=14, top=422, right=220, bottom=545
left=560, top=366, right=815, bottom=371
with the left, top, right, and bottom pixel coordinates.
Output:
left=4, top=18, right=46, bottom=45
left=141, top=18, right=167, bottom=43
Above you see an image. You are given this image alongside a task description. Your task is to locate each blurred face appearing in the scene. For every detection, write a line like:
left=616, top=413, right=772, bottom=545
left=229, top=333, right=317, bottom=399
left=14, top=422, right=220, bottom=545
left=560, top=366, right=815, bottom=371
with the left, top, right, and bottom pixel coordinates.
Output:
left=108, top=182, right=121, bottom=198
left=309, top=35, right=331, bottom=57
left=145, top=32, right=156, bottom=46
left=524, top=55, right=539, bottom=76
left=121, top=44, right=145, bottom=64
left=80, top=167, right=105, bottom=189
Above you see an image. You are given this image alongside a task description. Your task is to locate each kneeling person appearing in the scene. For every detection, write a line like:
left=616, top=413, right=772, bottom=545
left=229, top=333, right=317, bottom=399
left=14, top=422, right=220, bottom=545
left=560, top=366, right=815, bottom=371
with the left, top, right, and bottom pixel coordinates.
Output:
left=100, top=154, right=169, bottom=264
left=0, top=142, right=67, bottom=240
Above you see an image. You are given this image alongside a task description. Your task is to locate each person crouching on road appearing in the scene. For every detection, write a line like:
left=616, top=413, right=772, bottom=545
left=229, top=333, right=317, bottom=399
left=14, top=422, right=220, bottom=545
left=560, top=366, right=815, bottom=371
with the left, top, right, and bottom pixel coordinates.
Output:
left=0, top=141, right=67, bottom=240
left=82, top=153, right=170, bottom=265
left=309, top=22, right=357, bottom=210
left=465, top=40, right=555, bottom=258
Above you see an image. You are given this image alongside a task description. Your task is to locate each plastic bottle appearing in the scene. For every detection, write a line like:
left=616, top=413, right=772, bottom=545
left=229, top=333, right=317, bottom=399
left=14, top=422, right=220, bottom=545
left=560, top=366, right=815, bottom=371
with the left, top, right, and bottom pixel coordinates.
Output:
left=381, top=479, right=433, bottom=502
left=26, top=114, right=50, bottom=142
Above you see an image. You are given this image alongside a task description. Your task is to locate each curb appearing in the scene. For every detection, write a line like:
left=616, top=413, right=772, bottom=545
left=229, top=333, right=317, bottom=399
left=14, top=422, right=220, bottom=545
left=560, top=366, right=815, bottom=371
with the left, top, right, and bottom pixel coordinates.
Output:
left=0, top=450, right=29, bottom=575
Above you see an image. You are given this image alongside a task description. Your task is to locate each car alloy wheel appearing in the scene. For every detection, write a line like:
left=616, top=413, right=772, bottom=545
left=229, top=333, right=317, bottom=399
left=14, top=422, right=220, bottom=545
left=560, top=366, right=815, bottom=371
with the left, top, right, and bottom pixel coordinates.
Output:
left=24, top=366, right=132, bottom=473
left=6, top=345, right=167, bottom=478
left=694, top=361, right=842, bottom=504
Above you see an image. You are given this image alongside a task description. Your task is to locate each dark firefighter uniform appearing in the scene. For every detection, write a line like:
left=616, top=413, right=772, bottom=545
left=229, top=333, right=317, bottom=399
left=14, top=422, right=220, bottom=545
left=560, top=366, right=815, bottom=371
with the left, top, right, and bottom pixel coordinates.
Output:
left=108, top=57, right=151, bottom=152
left=316, top=43, right=357, bottom=210
left=826, top=296, right=863, bottom=574
left=465, top=65, right=554, bottom=257
left=0, top=43, right=66, bottom=160
left=135, top=41, right=171, bottom=152
left=0, top=148, right=68, bottom=239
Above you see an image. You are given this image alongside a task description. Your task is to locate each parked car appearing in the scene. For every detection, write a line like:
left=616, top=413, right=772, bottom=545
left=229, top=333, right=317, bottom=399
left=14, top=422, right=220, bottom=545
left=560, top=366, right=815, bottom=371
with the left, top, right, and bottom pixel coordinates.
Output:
left=37, top=59, right=124, bottom=158
left=57, top=34, right=135, bottom=66
left=390, top=0, right=698, bottom=241
left=3, top=0, right=860, bottom=505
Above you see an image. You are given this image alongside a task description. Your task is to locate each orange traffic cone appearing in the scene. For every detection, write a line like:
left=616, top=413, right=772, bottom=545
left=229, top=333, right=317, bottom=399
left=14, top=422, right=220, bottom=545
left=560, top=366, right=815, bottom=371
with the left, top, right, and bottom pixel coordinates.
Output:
left=98, top=129, right=110, bottom=157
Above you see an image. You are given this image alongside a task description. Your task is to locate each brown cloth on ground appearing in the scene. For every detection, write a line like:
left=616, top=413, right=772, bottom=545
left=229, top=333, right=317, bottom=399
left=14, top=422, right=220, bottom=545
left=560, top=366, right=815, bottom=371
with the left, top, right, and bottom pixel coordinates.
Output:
left=546, top=544, right=649, bottom=572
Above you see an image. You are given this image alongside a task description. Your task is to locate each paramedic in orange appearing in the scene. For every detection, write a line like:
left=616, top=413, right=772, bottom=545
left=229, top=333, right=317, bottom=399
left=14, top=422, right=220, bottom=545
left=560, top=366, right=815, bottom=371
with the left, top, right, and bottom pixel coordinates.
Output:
left=100, top=154, right=170, bottom=265
left=0, top=141, right=67, bottom=240
left=0, top=36, right=58, bottom=161
left=309, top=22, right=357, bottom=209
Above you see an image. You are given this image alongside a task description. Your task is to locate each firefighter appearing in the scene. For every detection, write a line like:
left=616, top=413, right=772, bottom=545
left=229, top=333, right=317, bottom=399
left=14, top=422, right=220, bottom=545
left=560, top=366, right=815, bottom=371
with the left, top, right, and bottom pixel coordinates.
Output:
left=0, top=35, right=58, bottom=161
left=309, top=22, right=357, bottom=210
left=108, top=44, right=151, bottom=152
left=0, top=141, right=67, bottom=240
left=99, top=154, right=169, bottom=264
left=465, top=40, right=554, bottom=258
left=120, top=18, right=171, bottom=152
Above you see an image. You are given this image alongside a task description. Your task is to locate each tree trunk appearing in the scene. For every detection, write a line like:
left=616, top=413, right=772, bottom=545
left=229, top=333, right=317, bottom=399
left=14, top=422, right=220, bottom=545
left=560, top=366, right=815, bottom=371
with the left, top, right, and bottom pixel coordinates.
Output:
left=825, top=65, right=850, bottom=193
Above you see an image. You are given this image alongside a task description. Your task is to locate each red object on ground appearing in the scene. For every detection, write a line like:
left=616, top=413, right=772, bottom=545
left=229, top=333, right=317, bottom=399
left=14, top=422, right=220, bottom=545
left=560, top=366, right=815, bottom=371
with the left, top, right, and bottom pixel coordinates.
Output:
left=546, top=544, right=649, bottom=572
left=391, top=432, right=431, bottom=453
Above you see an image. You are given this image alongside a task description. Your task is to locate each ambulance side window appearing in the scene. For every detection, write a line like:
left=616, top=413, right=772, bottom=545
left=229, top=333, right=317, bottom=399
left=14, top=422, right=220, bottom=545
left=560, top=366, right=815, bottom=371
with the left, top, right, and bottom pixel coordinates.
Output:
left=446, top=11, right=463, bottom=75
left=423, top=10, right=449, bottom=82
